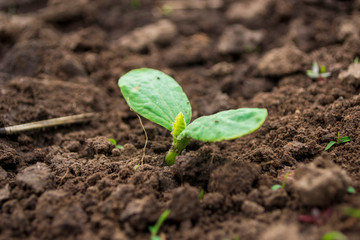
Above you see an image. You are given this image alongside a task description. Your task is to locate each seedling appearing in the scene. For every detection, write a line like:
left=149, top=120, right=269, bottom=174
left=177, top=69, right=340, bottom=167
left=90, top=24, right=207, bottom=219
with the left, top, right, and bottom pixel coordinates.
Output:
left=354, top=56, right=359, bottom=64
left=306, top=61, right=331, bottom=82
left=325, top=132, right=351, bottom=151
left=109, top=138, right=124, bottom=150
left=344, top=207, right=360, bottom=219
left=347, top=186, right=356, bottom=194
left=322, top=231, right=348, bottom=240
left=149, top=209, right=170, bottom=240
left=199, top=189, right=205, bottom=200
left=271, top=171, right=290, bottom=190
left=118, top=68, right=267, bottom=165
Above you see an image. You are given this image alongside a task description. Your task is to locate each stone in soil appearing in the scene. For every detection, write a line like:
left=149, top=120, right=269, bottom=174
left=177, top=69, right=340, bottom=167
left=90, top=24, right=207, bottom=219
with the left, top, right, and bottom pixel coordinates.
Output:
left=117, top=19, right=177, bottom=52
left=241, top=200, right=265, bottom=216
left=339, top=63, right=360, bottom=89
left=294, top=155, right=352, bottom=207
left=0, top=184, right=10, bottom=202
left=259, top=223, right=300, bottom=240
left=226, top=0, right=273, bottom=22
left=257, top=44, right=307, bottom=76
left=217, top=24, right=264, bottom=54
left=16, top=162, right=54, bottom=193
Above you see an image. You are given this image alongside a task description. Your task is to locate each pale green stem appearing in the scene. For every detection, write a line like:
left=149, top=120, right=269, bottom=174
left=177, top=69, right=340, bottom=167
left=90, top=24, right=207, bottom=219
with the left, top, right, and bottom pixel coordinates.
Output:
left=165, top=137, right=190, bottom=165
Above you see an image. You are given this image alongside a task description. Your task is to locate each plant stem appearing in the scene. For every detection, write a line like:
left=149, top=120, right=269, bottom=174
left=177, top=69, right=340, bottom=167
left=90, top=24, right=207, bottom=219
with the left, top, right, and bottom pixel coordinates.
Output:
left=165, top=137, right=190, bottom=165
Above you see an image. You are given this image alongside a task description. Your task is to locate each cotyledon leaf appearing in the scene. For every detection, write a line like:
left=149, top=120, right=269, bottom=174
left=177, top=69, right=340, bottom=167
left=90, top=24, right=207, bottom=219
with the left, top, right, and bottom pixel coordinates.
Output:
left=178, top=108, right=267, bottom=142
left=118, top=68, right=192, bottom=131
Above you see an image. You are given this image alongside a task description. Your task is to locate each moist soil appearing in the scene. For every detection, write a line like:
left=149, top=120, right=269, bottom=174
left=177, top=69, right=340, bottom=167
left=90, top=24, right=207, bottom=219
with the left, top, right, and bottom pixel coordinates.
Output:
left=1, top=0, right=360, bottom=239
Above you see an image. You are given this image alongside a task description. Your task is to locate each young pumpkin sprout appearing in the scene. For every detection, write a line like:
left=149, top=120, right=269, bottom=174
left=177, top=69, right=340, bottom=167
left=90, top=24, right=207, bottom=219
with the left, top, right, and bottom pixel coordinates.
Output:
left=306, top=61, right=331, bottom=81
left=118, top=68, right=267, bottom=165
left=325, top=132, right=351, bottom=151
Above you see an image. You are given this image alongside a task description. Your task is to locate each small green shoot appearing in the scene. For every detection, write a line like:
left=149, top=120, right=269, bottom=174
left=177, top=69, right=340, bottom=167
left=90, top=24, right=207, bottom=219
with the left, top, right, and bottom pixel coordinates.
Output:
left=199, top=189, right=205, bottom=200
left=109, top=138, right=124, bottom=150
left=149, top=209, right=170, bottom=240
left=354, top=56, right=359, bottom=64
left=322, top=231, right=348, bottom=240
left=325, top=132, right=351, bottom=151
left=272, top=171, right=290, bottom=190
left=306, top=61, right=331, bottom=81
left=344, top=207, right=360, bottom=219
left=347, top=186, right=356, bottom=194
left=133, top=164, right=140, bottom=171
left=118, top=68, right=267, bottom=165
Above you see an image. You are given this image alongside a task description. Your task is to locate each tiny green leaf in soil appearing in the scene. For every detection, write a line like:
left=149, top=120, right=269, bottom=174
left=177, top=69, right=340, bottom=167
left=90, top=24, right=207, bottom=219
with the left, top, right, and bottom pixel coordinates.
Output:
left=272, top=171, right=290, bottom=191
left=322, top=231, right=348, bottom=240
left=119, top=68, right=267, bottom=165
left=109, top=138, right=124, bottom=149
left=306, top=61, right=331, bottom=80
left=199, top=189, right=205, bottom=200
left=325, top=132, right=351, bottom=151
left=149, top=209, right=170, bottom=239
left=347, top=186, right=356, bottom=194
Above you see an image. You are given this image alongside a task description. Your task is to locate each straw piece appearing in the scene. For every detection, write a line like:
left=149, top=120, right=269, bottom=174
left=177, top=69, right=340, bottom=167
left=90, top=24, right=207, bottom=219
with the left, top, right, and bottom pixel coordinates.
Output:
left=0, top=113, right=97, bottom=134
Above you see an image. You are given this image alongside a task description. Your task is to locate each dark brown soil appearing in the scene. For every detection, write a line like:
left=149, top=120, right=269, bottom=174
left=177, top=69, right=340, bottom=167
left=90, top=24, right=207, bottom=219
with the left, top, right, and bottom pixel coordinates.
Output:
left=1, top=0, right=360, bottom=239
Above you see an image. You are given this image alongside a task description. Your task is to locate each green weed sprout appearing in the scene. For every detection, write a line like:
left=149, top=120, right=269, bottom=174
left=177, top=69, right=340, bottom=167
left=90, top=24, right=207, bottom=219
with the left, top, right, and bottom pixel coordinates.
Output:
left=149, top=209, right=170, bottom=240
left=325, top=132, right=351, bottom=151
left=109, top=138, right=124, bottom=149
left=306, top=61, right=331, bottom=81
left=199, top=189, right=205, bottom=200
left=271, top=171, right=290, bottom=191
left=118, top=68, right=267, bottom=165
left=347, top=186, right=356, bottom=194
left=322, top=231, right=348, bottom=240
left=354, top=56, right=359, bottom=64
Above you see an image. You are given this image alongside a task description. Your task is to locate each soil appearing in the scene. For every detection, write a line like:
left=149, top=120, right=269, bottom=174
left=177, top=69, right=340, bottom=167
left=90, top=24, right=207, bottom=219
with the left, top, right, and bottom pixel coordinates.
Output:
left=1, top=0, right=360, bottom=239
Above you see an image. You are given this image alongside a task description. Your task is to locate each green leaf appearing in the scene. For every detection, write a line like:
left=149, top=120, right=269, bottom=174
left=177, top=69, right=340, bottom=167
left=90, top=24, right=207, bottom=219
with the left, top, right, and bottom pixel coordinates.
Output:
left=340, top=136, right=351, bottom=143
left=149, top=209, right=171, bottom=237
left=325, top=141, right=336, bottom=151
left=347, top=186, right=356, bottom=194
left=171, top=112, right=186, bottom=137
left=322, top=231, right=348, bottom=240
left=116, top=144, right=124, bottom=150
left=312, top=61, right=319, bottom=74
left=199, top=189, right=205, bottom=200
left=354, top=56, right=359, bottom=64
left=306, top=70, right=319, bottom=79
left=271, top=185, right=281, bottom=191
left=320, top=72, right=331, bottom=78
left=109, top=138, right=117, bottom=145
left=119, top=68, right=192, bottom=131
left=179, top=108, right=267, bottom=142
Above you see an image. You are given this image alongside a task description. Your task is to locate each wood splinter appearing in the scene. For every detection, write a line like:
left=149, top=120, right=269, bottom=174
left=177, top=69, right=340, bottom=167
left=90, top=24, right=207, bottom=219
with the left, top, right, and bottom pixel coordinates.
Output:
left=0, top=113, right=97, bottom=135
